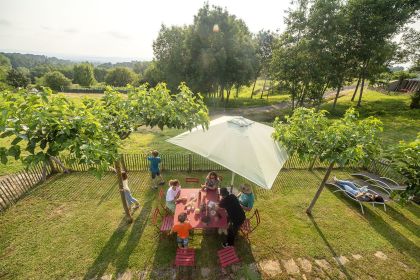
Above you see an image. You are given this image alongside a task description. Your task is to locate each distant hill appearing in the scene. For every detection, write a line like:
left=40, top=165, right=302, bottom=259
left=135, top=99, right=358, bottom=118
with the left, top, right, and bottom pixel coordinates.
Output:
left=1, top=52, right=74, bottom=69
left=0, top=52, right=151, bottom=74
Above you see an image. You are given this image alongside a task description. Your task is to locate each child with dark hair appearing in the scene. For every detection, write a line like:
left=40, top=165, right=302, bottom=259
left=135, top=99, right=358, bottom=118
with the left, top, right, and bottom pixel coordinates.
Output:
left=147, top=150, right=164, bottom=189
left=170, top=212, right=193, bottom=248
left=202, top=171, right=220, bottom=190
left=121, top=171, right=140, bottom=210
left=165, top=179, right=182, bottom=213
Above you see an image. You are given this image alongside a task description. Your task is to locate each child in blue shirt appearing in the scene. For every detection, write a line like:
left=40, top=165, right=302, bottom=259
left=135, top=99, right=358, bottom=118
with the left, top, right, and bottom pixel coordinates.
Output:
left=148, top=150, right=164, bottom=189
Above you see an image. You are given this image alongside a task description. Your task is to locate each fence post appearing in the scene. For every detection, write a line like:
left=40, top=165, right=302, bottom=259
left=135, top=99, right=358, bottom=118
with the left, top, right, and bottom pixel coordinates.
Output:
left=188, top=153, right=192, bottom=173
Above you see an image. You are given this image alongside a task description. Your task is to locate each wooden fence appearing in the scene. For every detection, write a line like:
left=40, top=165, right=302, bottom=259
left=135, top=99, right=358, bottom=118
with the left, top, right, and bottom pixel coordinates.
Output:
left=0, top=153, right=403, bottom=212
left=0, top=162, right=53, bottom=212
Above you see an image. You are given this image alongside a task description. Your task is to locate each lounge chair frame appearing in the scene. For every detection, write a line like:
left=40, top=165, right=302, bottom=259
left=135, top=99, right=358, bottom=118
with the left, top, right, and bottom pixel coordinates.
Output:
left=327, top=181, right=388, bottom=214
left=351, top=173, right=406, bottom=192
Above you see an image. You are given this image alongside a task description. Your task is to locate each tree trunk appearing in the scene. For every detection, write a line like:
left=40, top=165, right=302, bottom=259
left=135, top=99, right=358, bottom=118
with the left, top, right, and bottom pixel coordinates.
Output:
left=260, top=78, right=267, bottom=99
left=332, top=86, right=341, bottom=110
left=309, top=156, right=317, bottom=171
left=115, top=159, right=133, bottom=223
left=235, top=86, right=239, bottom=98
left=291, top=92, right=295, bottom=111
left=298, top=86, right=306, bottom=107
left=219, top=86, right=224, bottom=101
left=250, top=79, right=257, bottom=99
left=120, top=155, right=127, bottom=172
left=50, top=156, right=70, bottom=173
left=306, top=162, right=335, bottom=215
left=357, top=75, right=365, bottom=107
left=351, top=74, right=361, bottom=101
left=225, top=88, right=231, bottom=106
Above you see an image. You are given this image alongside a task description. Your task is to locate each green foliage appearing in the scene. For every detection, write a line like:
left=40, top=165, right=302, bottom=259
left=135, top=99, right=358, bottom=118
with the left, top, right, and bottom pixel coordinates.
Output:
left=1, top=52, right=72, bottom=69
left=94, top=67, right=108, bottom=83
left=272, top=108, right=328, bottom=161
left=6, top=68, right=30, bottom=88
left=73, top=63, right=96, bottom=86
left=387, top=134, right=420, bottom=202
left=410, top=90, right=420, bottom=109
left=152, top=3, right=258, bottom=100
left=273, top=107, right=383, bottom=166
left=0, top=88, right=119, bottom=172
left=88, top=82, right=209, bottom=141
left=104, top=67, right=136, bottom=87
left=42, top=71, right=72, bottom=91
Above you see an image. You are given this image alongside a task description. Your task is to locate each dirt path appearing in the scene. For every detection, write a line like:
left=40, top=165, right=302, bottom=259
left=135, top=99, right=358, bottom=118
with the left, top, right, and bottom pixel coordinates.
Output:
left=210, top=87, right=356, bottom=121
left=209, top=100, right=290, bottom=121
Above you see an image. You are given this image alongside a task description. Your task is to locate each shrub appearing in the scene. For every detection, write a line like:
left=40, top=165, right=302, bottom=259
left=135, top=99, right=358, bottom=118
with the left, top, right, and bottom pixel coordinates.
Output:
left=410, top=90, right=420, bottom=109
left=43, top=71, right=72, bottom=91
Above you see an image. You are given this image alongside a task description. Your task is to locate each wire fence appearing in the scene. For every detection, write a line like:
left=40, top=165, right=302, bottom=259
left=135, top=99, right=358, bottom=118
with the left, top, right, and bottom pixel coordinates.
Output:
left=0, top=153, right=403, bottom=212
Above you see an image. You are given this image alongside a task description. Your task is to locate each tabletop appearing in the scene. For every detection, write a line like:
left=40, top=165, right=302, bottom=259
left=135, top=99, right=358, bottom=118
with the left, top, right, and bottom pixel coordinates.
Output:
left=174, top=188, right=228, bottom=229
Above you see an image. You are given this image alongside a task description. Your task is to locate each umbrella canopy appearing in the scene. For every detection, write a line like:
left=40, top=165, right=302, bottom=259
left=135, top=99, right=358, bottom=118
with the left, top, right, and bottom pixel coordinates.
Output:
left=166, top=116, right=288, bottom=189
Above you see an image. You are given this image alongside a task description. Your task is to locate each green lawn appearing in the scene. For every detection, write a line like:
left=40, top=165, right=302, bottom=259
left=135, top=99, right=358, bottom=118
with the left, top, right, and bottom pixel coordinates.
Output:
left=322, top=90, right=420, bottom=146
left=1, top=169, right=419, bottom=279
left=0, top=89, right=418, bottom=176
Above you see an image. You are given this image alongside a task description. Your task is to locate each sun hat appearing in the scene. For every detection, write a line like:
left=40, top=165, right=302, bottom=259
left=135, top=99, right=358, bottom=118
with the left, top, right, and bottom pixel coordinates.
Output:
left=240, top=184, right=252, bottom=194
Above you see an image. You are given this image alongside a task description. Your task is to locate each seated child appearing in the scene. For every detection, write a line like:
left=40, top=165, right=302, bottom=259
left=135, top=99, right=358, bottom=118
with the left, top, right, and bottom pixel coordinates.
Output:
left=166, top=179, right=182, bottom=213
left=237, top=184, right=254, bottom=211
left=170, top=212, right=193, bottom=248
left=202, top=171, right=220, bottom=191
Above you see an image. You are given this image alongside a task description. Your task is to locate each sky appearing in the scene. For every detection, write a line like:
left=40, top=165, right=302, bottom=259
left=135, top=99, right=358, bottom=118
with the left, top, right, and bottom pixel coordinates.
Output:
left=0, top=0, right=419, bottom=62
left=0, top=0, right=290, bottom=62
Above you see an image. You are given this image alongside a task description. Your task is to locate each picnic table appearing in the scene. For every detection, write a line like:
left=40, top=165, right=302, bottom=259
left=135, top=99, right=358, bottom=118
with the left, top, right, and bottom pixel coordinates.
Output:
left=174, top=188, right=228, bottom=229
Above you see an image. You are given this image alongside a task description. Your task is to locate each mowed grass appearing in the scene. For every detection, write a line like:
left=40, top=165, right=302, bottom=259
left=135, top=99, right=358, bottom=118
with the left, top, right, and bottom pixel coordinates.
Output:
left=0, top=169, right=419, bottom=279
left=0, top=89, right=418, bottom=176
left=322, top=90, right=420, bottom=146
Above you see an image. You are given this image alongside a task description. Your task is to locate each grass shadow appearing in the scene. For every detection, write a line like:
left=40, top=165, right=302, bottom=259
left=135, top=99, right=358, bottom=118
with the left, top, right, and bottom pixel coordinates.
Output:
left=83, top=195, right=154, bottom=279
left=114, top=194, right=154, bottom=276
left=329, top=189, right=420, bottom=261
left=308, top=216, right=353, bottom=280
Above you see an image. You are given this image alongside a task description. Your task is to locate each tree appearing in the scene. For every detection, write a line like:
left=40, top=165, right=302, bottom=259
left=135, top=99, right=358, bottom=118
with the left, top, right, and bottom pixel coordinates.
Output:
left=6, top=68, right=30, bottom=88
left=345, top=0, right=420, bottom=106
left=152, top=4, right=257, bottom=101
left=0, top=54, right=12, bottom=87
left=251, top=30, right=274, bottom=99
left=105, top=67, right=136, bottom=87
left=270, top=0, right=346, bottom=110
left=0, top=88, right=118, bottom=181
left=273, top=107, right=383, bottom=214
left=1, top=83, right=209, bottom=223
left=84, top=82, right=209, bottom=221
left=73, top=63, right=95, bottom=86
left=94, top=67, right=108, bottom=83
left=387, top=134, right=420, bottom=203
left=43, top=71, right=72, bottom=91
left=399, top=28, right=420, bottom=71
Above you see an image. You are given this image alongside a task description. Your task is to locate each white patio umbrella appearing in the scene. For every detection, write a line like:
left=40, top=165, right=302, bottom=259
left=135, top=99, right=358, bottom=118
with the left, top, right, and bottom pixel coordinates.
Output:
left=166, top=116, right=288, bottom=189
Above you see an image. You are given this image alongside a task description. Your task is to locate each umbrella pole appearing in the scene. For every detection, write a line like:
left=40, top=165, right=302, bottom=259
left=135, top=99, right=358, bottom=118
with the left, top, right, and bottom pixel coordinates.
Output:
left=230, top=172, right=235, bottom=193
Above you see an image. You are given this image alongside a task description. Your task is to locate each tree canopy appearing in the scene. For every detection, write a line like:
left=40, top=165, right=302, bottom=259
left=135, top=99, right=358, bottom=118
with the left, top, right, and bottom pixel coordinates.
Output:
left=151, top=4, right=258, bottom=102
left=104, top=67, right=137, bottom=87
left=73, top=63, right=96, bottom=86
left=42, top=71, right=72, bottom=91
left=273, top=107, right=383, bottom=214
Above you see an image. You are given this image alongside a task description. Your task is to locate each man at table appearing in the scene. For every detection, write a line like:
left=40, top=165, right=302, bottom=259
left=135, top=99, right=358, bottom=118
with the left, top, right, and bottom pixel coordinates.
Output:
left=166, top=179, right=181, bottom=213
left=219, top=187, right=245, bottom=247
